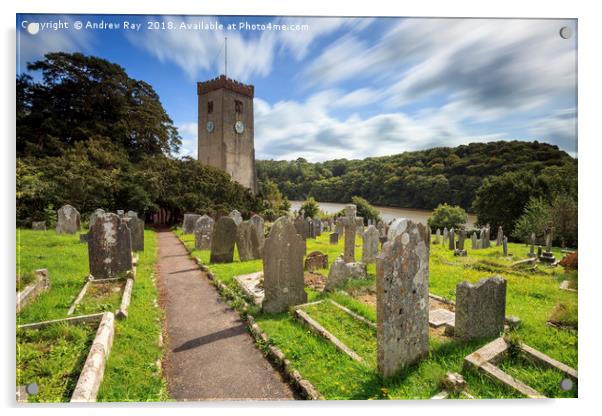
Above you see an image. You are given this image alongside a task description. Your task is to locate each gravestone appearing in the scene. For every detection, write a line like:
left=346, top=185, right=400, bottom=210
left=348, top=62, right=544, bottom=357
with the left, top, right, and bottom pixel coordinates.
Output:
left=56, top=204, right=81, bottom=234
left=428, top=226, right=432, bottom=243
left=457, top=230, right=466, bottom=251
left=387, top=218, right=409, bottom=242
left=355, top=217, right=364, bottom=236
left=362, top=225, right=380, bottom=263
left=528, top=233, right=536, bottom=258
left=325, top=256, right=368, bottom=291
left=305, top=217, right=313, bottom=239
left=236, top=220, right=261, bottom=261
left=449, top=228, right=455, bottom=250
left=340, top=205, right=358, bottom=262
left=210, top=217, right=238, bottom=263
left=313, top=218, right=322, bottom=237
left=443, top=227, right=449, bottom=245
left=304, top=251, right=328, bottom=272
left=32, top=221, right=46, bottom=231
left=502, top=236, right=508, bottom=256
left=116, top=210, right=125, bottom=218
left=229, top=209, right=243, bottom=226
left=455, top=277, right=507, bottom=342
left=89, top=209, right=105, bottom=229
left=262, top=216, right=307, bottom=313
left=194, top=215, right=214, bottom=250
left=329, top=232, right=339, bottom=245
left=471, top=232, right=478, bottom=250
left=376, top=219, right=429, bottom=378
left=88, top=212, right=132, bottom=279
left=376, top=221, right=386, bottom=238
left=250, top=214, right=265, bottom=254
left=483, top=226, right=491, bottom=248
left=125, top=212, right=144, bottom=252
left=537, top=245, right=543, bottom=258
left=496, top=226, right=504, bottom=246
left=335, top=217, right=343, bottom=236
left=183, top=213, right=202, bottom=234
left=539, top=227, right=556, bottom=264
left=294, top=216, right=306, bottom=239
left=126, top=210, right=138, bottom=219
left=435, top=228, right=441, bottom=244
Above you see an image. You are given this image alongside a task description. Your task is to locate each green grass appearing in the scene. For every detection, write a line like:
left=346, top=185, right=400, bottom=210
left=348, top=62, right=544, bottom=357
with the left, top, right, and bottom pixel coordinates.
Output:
left=17, top=271, right=36, bottom=292
left=16, top=229, right=167, bottom=402
left=73, top=281, right=125, bottom=316
left=176, top=227, right=578, bottom=400
left=17, top=323, right=96, bottom=402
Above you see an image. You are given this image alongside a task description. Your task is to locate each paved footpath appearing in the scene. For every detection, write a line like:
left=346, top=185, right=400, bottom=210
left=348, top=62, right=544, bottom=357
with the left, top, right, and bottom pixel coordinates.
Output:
left=156, top=230, right=295, bottom=400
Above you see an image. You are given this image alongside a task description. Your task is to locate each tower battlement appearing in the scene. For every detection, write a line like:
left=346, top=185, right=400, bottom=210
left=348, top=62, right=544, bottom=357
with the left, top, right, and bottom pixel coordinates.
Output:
left=197, top=75, right=254, bottom=98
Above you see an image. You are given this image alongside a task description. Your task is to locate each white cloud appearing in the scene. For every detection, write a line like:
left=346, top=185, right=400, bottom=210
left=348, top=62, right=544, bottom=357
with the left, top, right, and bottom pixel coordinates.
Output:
left=176, top=122, right=198, bottom=158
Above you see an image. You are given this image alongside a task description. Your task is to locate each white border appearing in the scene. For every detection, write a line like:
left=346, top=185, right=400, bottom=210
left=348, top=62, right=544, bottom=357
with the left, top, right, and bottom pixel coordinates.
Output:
left=3, top=1, right=600, bottom=415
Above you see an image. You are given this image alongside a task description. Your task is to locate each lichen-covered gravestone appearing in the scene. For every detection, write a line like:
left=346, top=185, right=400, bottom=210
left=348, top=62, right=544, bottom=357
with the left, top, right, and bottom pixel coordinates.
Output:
left=340, top=205, right=358, bottom=262
left=229, top=209, right=243, bottom=226
left=183, top=213, right=202, bottom=234
left=529, top=233, right=536, bottom=257
left=443, top=227, right=449, bottom=245
left=455, top=276, right=507, bottom=342
left=449, top=228, right=455, bottom=250
left=236, top=220, right=261, bottom=261
left=250, top=214, right=265, bottom=254
left=210, top=217, right=238, bottom=263
left=125, top=212, right=144, bottom=252
left=89, top=209, right=105, bottom=229
left=325, top=256, right=368, bottom=291
left=88, top=212, right=132, bottom=279
left=376, top=220, right=429, bottom=378
left=435, top=228, right=441, bottom=244
left=262, top=216, right=307, bottom=313
left=304, top=251, right=328, bottom=272
left=313, top=218, right=322, bottom=237
left=496, top=226, right=504, bottom=246
left=362, top=225, right=380, bottom=263
left=471, top=232, right=478, bottom=250
left=294, top=216, right=306, bottom=239
left=502, top=236, right=508, bottom=256
left=194, top=215, right=214, bottom=250
left=56, top=204, right=81, bottom=234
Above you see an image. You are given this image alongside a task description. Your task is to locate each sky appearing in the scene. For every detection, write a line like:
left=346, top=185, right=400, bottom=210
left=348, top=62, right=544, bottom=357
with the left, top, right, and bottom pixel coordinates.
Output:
left=16, top=15, right=578, bottom=161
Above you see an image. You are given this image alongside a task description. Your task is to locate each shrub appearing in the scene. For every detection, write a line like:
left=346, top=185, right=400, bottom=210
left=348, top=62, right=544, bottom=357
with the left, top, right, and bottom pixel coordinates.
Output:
left=299, top=197, right=320, bottom=219
left=427, top=203, right=467, bottom=230
left=351, top=196, right=381, bottom=225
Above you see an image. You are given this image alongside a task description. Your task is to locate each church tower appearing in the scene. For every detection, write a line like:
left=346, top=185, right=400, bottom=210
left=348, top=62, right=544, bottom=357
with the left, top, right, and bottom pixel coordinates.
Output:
left=197, top=75, right=257, bottom=194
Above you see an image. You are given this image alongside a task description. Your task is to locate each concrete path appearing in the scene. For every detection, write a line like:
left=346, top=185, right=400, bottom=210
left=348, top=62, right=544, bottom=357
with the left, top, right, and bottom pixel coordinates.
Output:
left=156, top=230, right=295, bottom=401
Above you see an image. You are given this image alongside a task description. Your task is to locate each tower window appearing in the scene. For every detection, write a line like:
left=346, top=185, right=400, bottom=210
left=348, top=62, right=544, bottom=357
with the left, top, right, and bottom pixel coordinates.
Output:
left=234, top=100, right=243, bottom=114
left=207, top=101, right=214, bottom=114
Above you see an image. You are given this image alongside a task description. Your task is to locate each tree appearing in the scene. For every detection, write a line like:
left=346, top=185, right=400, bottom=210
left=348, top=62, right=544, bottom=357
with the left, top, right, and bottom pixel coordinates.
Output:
left=17, top=52, right=181, bottom=158
left=511, top=197, right=551, bottom=244
left=427, top=203, right=468, bottom=230
left=299, top=197, right=320, bottom=219
left=551, top=195, right=577, bottom=248
left=351, top=196, right=380, bottom=225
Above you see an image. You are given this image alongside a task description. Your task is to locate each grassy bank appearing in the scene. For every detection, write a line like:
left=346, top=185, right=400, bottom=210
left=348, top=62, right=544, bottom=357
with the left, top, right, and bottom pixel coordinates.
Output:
left=16, top=229, right=167, bottom=402
left=176, top=228, right=577, bottom=399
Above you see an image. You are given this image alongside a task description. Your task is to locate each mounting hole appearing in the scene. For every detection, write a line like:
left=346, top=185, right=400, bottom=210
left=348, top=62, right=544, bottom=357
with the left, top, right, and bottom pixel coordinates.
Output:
left=26, top=383, right=39, bottom=395
left=559, top=26, right=572, bottom=39
left=560, top=378, right=573, bottom=391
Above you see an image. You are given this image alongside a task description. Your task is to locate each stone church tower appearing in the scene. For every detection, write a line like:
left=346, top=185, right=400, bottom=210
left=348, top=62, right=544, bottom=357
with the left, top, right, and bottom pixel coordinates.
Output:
left=197, top=75, right=258, bottom=193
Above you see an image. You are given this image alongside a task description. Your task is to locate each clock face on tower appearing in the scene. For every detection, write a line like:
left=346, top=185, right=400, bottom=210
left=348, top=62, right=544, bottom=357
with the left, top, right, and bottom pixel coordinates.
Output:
left=206, top=121, right=214, bottom=133
left=234, top=121, right=245, bottom=134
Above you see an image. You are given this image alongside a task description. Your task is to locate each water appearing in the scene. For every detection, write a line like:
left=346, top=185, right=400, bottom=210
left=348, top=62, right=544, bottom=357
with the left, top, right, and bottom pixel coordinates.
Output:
left=289, top=200, right=477, bottom=226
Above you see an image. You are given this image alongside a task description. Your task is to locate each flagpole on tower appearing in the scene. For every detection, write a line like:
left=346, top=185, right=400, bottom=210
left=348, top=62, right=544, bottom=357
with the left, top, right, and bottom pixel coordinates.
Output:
left=224, top=37, right=228, bottom=78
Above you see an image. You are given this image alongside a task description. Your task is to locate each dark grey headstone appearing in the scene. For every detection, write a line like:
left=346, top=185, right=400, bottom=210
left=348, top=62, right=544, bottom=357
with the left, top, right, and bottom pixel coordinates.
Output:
left=502, top=236, right=508, bottom=256
left=376, top=220, right=429, bottom=377
left=304, top=251, right=328, bottom=272
left=329, top=232, right=339, bottom=245
left=125, top=216, right=145, bottom=251
left=294, top=216, right=306, bottom=239
left=455, top=277, right=506, bottom=342
left=210, top=217, right=237, bottom=263
left=250, top=214, right=265, bottom=254
left=88, top=213, right=132, bottom=279
left=56, top=204, right=80, bottom=234
left=262, top=216, right=307, bottom=313
left=194, top=215, right=214, bottom=250
left=496, top=226, right=504, bottom=246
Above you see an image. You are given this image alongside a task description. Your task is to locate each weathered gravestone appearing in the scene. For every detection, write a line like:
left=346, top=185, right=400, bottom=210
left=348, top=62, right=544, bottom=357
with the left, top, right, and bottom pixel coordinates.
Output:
left=340, top=205, right=358, bottom=262
left=454, top=230, right=467, bottom=256
left=539, top=227, right=556, bottom=264
left=313, top=218, right=322, bottom=237
left=376, top=220, right=429, bottom=377
left=496, top=226, right=504, bottom=246
left=387, top=218, right=409, bottom=242
left=502, top=236, right=508, bottom=256
left=236, top=220, right=262, bottom=261
left=250, top=214, right=265, bottom=254
left=183, top=213, right=202, bottom=234
left=355, top=217, right=364, bottom=237
left=528, top=233, right=536, bottom=258
left=125, top=212, right=144, bottom=252
left=471, top=232, right=478, bottom=250
left=329, top=232, right=339, bottom=245
left=537, top=245, right=543, bottom=258
left=89, top=209, right=105, bottom=229
left=325, top=256, right=368, bottom=291
left=449, top=228, right=455, bottom=250
left=116, top=210, right=125, bottom=218
left=56, top=204, right=81, bottom=234
left=362, top=225, right=380, bottom=263
left=434, top=228, right=441, bottom=244
left=294, top=216, right=306, bottom=239
left=262, top=217, right=307, bottom=313
left=443, top=227, right=449, bottom=245
left=229, top=209, right=243, bottom=226
left=210, top=217, right=238, bottom=263
left=482, top=226, right=491, bottom=248
left=194, top=215, right=214, bottom=250
left=88, top=213, right=132, bottom=279
left=304, top=251, right=328, bottom=272
left=376, top=221, right=385, bottom=238
left=127, top=210, right=137, bottom=219
left=335, top=217, right=344, bottom=236
left=32, top=221, right=46, bottom=231
left=305, top=217, right=314, bottom=239
left=454, top=276, right=507, bottom=342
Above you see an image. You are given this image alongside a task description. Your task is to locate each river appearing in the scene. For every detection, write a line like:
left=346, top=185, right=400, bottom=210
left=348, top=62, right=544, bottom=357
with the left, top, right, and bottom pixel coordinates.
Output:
left=289, top=200, right=477, bottom=226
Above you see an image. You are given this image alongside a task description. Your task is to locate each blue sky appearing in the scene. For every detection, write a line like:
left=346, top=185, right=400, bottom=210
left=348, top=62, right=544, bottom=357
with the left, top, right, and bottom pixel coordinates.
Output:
left=17, top=14, right=577, bottom=161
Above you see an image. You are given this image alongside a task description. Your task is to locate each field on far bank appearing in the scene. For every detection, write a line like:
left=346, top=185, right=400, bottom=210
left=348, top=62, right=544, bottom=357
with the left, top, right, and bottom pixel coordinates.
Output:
left=16, top=229, right=167, bottom=402
left=177, top=228, right=577, bottom=399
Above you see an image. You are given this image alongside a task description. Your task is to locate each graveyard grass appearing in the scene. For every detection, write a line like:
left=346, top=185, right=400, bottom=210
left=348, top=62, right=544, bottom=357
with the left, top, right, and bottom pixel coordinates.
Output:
left=176, top=229, right=577, bottom=399
left=16, top=229, right=168, bottom=402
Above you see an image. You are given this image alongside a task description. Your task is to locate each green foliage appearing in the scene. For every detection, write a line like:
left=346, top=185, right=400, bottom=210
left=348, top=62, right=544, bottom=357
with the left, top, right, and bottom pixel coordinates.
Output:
left=351, top=196, right=380, bottom=225
left=427, top=203, right=468, bottom=230
left=511, top=197, right=551, bottom=244
left=299, top=197, right=320, bottom=219
left=259, top=180, right=291, bottom=221
left=257, top=141, right=576, bottom=212
left=550, top=195, right=578, bottom=248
